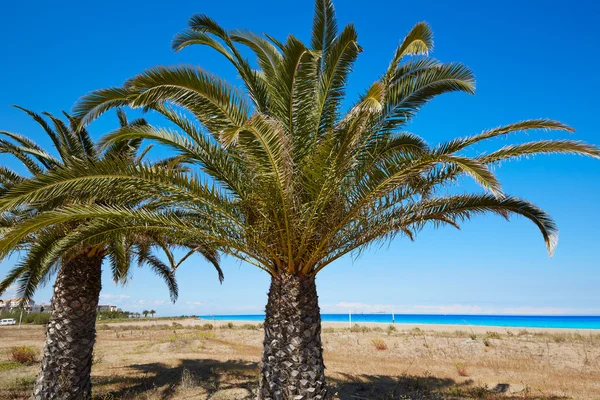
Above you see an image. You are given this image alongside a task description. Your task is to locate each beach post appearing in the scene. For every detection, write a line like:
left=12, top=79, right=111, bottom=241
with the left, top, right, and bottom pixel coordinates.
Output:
left=392, top=311, right=395, bottom=325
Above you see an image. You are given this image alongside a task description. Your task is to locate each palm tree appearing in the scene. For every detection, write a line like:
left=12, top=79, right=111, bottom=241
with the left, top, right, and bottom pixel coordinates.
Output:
left=1, top=1, right=598, bottom=397
left=150, top=309, right=156, bottom=318
left=0, top=107, right=223, bottom=400
left=142, top=310, right=149, bottom=318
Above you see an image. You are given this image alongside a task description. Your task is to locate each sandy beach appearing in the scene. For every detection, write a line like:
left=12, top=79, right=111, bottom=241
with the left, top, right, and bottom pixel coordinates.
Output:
left=2, top=318, right=599, bottom=399
left=197, top=318, right=600, bottom=335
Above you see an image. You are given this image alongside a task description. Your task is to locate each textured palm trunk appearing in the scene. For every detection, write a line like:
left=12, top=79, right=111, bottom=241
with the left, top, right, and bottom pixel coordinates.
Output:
left=258, top=273, right=327, bottom=400
left=33, top=252, right=103, bottom=400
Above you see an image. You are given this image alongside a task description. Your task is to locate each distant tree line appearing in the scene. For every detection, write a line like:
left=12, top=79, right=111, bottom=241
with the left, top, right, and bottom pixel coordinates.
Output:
left=0, top=310, right=50, bottom=325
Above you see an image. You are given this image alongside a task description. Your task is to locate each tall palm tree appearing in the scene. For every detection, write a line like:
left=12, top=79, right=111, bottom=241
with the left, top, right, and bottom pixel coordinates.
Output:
left=0, top=1, right=598, bottom=397
left=142, top=309, right=149, bottom=318
left=0, top=107, right=223, bottom=400
left=150, top=309, right=156, bottom=318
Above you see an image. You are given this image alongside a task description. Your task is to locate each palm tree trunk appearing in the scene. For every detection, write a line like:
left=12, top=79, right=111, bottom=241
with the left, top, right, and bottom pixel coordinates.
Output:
left=33, top=252, right=103, bottom=400
left=258, top=273, right=327, bottom=400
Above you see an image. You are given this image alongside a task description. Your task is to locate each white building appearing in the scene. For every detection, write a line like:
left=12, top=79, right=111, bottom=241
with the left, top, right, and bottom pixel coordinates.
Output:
left=0, top=298, right=34, bottom=312
left=97, top=305, right=121, bottom=312
left=0, top=299, right=51, bottom=314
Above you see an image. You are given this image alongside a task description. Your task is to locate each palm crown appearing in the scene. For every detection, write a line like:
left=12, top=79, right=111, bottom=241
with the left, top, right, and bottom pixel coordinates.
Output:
left=14, top=0, right=592, bottom=278
left=0, top=107, right=221, bottom=303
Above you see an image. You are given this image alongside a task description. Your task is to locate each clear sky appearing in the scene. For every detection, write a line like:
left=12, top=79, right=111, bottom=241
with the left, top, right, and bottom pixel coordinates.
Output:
left=1, top=0, right=598, bottom=316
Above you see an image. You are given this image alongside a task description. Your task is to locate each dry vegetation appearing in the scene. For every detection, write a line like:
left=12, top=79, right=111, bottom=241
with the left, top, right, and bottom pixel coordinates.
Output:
left=1, top=321, right=599, bottom=399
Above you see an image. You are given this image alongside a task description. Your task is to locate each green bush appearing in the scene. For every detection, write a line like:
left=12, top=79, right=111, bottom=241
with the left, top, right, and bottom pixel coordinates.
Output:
left=96, top=310, right=132, bottom=320
left=0, top=311, right=50, bottom=325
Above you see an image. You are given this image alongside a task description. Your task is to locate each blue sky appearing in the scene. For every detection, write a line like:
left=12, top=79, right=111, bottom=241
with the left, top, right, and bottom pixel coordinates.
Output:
left=1, top=0, right=598, bottom=316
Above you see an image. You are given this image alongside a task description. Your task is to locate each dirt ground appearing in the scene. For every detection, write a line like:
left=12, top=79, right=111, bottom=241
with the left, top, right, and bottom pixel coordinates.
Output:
left=1, top=319, right=599, bottom=399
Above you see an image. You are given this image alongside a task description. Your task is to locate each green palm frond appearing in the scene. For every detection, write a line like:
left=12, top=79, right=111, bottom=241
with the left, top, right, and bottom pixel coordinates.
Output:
left=382, top=22, right=434, bottom=85
left=437, top=119, right=574, bottom=155
left=480, top=140, right=600, bottom=164
left=47, top=3, right=599, bottom=278
left=311, top=0, right=337, bottom=55
left=125, top=66, right=249, bottom=137
left=73, top=87, right=133, bottom=125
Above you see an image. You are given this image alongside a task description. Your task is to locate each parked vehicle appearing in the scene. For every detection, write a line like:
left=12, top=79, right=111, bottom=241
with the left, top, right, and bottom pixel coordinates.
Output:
left=0, top=318, right=17, bottom=325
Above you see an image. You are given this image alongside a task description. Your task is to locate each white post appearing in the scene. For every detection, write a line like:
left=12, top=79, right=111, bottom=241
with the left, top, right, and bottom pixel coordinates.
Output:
left=349, top=310, right=352, bottom=329
left=392, top=311, right=395, bottom=325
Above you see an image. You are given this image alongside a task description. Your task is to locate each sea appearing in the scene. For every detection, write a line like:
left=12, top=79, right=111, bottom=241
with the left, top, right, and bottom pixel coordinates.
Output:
left=198, top=314, right=600, bottom=329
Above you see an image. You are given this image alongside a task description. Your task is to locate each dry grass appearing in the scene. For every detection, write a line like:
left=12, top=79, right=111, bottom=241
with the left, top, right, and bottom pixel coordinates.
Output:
left=455, top=361, right=469, bottom=377
left=8, top=346, right=38, bottom=365
left=1, top=322, right=599, bottom=399
left=371, top=338, right=388, bottom=351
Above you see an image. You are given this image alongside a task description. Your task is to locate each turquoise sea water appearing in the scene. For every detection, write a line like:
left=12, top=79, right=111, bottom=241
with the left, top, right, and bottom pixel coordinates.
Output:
left=198, top=314, right=600, bottom=329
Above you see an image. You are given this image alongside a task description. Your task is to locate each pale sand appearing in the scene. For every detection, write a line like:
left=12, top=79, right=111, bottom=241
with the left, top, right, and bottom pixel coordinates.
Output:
left=196, top=319, right=600, bottom=335
left=3, top=320, right=600, bottom=399
left=116, top=317, right=600, bottom=335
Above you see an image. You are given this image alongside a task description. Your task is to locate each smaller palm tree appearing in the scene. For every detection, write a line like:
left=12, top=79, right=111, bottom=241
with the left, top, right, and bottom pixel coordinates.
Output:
left=150, top=309, right=156, bottom=318
left=142, top=310, right=149, bottom=318
left=0, top=107, right=222, bottom=400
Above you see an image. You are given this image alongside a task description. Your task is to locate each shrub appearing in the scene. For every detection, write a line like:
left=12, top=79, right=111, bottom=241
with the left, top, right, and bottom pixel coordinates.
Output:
left=197, top=331, right=216, bottom=340
left=483, top=338, right=491, bottom=347
left=485, top=331, right=501, bottom=339
left=350, top=324, right=371, bottom=333
left=371, top=338, right=387, bottom=350
left=553, top=335, right=566, bottom=343
left=518, top=329, right=529, bottom=337
left=387, top=325, right=397, bottom=335
left=469, top=333, right=477, bottom=340
left=9, top=346, right=38, bottom=365
left=227, top=322, right=235, bottom=329
left=240, top=323, right=259, bottom=330
left=455, top=362, right=468, bottom=377
left=202, top=323, right=214, bottom=330
left=322, top=327, right=335, bottom=334
left=172, top=322, right=184, bottom=329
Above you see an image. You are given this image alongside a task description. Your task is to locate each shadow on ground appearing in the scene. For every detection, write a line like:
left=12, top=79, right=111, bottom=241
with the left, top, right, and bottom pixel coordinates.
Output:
left=331, top=373, right=570, bottom=400
left=94, top=359, right=571, bottom=400
left=94, top=358, right=258, bottom=399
